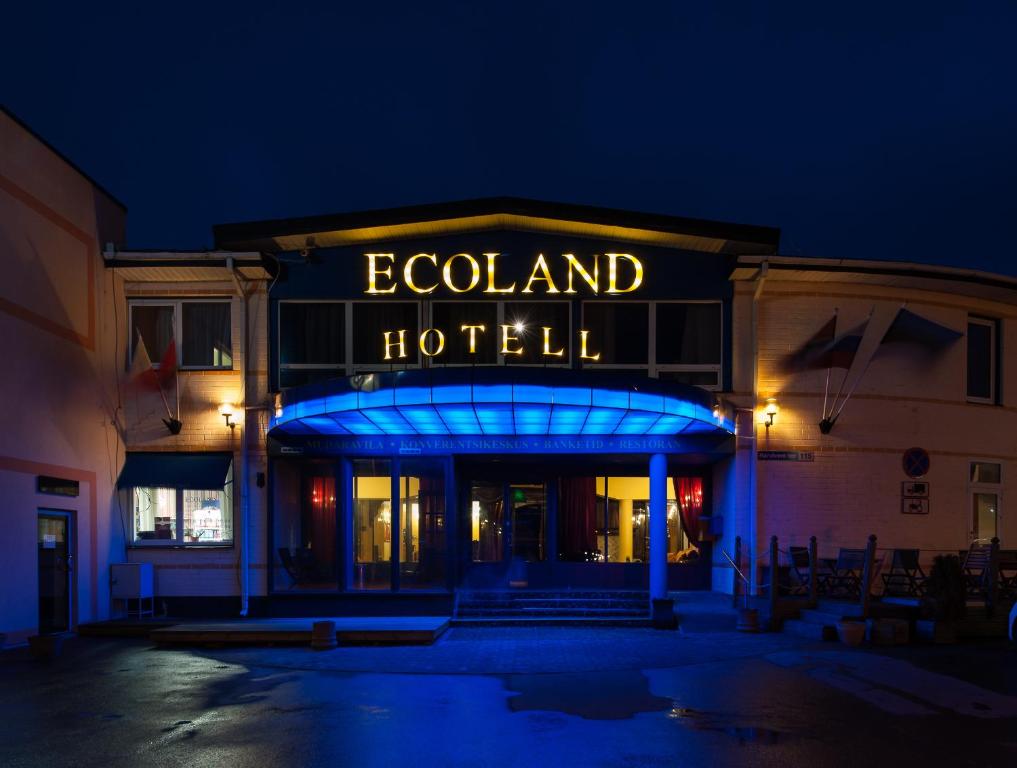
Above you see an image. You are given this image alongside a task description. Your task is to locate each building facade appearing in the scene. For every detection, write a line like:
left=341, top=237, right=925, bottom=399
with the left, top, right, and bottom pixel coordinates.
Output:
left=2, top=111, right=1014, bottom=640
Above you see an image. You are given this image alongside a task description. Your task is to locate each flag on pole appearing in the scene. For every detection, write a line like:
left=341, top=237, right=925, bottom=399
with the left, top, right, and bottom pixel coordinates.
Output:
left=816, top=324, right=866, bottom=370
left=780, top=316, right=837, bottom=372
left=879, top=308, right=962, bottom=351
left=127, top=334, right=161, bottom=392
left=156, top=338, right=177, bottom=387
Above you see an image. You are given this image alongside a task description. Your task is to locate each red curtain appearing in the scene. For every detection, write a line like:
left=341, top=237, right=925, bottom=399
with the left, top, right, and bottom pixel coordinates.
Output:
left=671, top=477, right=703, bottom=545
left=560, top=477, right=597, bottom=560
left=307, top=475, right=336, bottom=574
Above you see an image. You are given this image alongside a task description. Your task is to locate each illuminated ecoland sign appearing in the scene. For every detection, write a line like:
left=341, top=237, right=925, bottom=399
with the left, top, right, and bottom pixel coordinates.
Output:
left=365, top=250, right=645, bottom=361
left=365, top=251, right=643, bottom=295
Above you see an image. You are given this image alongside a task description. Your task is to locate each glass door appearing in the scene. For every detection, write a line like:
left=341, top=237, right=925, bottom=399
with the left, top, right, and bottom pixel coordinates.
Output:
left=510, top=483, right=546, bottom=561
left=38, top=511, right=72, bottom=634
left=972, top=493, right=999, bottom=542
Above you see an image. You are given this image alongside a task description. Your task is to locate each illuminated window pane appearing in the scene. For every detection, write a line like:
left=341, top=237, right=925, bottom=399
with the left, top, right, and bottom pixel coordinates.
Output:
left=399, top=461, right=446, bottom=589
left=132, top=487, right=177, bottom=542
left=354, top=459, right=392, bottom=589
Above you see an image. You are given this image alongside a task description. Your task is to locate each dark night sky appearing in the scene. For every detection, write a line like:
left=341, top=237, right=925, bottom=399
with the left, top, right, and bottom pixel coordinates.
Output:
left=3, top=2, right=1016, bottom=272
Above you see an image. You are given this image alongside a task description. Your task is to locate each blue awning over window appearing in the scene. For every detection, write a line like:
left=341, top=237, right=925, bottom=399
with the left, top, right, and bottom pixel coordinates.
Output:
left=269, top=369, right=734, bottom=438
left=117, top=453, right=232, bottom=490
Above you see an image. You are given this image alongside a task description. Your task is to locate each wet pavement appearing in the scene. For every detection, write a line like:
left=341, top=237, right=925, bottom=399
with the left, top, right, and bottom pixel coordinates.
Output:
left=1, top=628, right=1016, bottom=767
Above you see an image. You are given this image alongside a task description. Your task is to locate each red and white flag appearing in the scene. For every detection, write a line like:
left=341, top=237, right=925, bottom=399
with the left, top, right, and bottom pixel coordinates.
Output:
left=128, top=334, right=161, bottom=393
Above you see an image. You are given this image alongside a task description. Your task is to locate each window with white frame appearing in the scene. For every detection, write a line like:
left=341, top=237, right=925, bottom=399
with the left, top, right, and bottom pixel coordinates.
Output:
left=129, top=464, right=234, bottom=545
left=129, top=299, right=233, bottom=369
left=967, top=316, right=998, bottom=404
left=581, top=300, right=723, bottom=389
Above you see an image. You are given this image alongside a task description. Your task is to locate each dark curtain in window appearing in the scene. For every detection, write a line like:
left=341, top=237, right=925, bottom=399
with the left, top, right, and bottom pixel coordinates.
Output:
left=280, top=303, right=345, bottom=365
left=183, top=303, right=232, bottom=367
left=966, top=321, right=993, bottom=399
left=656, top=304, right=721, bottom=365
left=353, top=303, right=419, bottom=364
left=582, top=303, right=648, bottom=364
left=559, top=477, right=597, bottom=560
left=133, top=306, right=174, bottom=361
left=432, top=302, right=498, bottom=363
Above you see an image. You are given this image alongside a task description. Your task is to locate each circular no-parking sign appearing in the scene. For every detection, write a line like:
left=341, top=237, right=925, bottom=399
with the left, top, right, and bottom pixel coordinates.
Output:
left=902, top=447, right=930, bottom=478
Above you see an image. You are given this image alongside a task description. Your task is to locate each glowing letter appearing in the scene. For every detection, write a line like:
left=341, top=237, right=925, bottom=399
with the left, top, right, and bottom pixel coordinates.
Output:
left=404, top=253, right=439, bottom=294
left=484, top=253, right=516, bottom=293
left=383, top=330, right=407, bottom=360
left=500, top=324, right=524, bottom=355
left=605, top=253, right=643, bottom=294
left=366, top=253, right=397, bottom=294
left=442, top=253, right=481, bottom=293
left=521, top=253, right=560, bottom=294
left=579, top=330, right=600, bottom=361
left=563, top=254, right=599, bottom=294
left=542, top=326, right=564, bottom=358
left=461, top=324, right=486, bottom=354
left=419, top=328, right=445, bottom=357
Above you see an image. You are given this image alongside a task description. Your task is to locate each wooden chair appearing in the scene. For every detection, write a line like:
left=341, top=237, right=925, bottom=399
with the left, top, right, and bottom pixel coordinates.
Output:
left=881, top=549, right=926, bottom=597
left=962, top=542, right=993, bottom=598
left=278, top=547, right=316, bottom=588
left=827, top=548, right=867, bottom=598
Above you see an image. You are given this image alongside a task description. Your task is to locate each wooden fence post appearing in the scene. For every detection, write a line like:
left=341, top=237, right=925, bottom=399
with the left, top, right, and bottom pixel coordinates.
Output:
left=808, top=535, right=818, bottom=608
left=732, top=535, right=742, bottom=609
left=988, top=537, right=1000, bottom=617
left=769, top=535, right=779, bottom=631
left=860, top=534, right=877, bottom=619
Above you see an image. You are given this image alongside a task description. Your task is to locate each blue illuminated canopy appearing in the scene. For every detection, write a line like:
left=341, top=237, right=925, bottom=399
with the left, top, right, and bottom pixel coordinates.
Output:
left=270, top=369, right=733, bottom=439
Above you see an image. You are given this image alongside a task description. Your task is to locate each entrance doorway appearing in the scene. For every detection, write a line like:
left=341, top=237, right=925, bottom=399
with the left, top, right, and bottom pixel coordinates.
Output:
left=38, top=510, right=73, bottom=634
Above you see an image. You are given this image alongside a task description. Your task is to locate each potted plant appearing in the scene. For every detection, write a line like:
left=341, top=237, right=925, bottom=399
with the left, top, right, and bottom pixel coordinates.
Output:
left=918, top=554, right=966, bottom=644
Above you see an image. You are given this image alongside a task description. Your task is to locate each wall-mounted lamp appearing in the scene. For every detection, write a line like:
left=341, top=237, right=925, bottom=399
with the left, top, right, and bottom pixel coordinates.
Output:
left=763, top=398, right=779, bottom=428
left=219, top=403, right=236, bottom=430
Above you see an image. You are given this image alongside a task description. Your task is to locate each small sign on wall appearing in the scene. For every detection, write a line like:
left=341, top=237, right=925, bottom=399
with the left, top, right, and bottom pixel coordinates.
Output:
left=902, top=480, right=930, bottom=515
left=758, top=450, right=815, bottom=462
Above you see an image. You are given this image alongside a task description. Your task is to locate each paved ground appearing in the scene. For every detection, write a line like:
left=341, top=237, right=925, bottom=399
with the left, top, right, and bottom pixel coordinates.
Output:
left=2, top=626, right=1016, bottom=767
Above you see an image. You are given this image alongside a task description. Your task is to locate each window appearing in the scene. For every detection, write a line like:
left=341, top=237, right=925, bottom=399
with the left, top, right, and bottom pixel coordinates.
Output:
left=130, top=464, right=233, bottom=545
left=353, top=302, right=419, bottom=366
left=503, top=301, right=570, bottom=365
left=581, top=300, right=723, bottom=389
left=432, top=302, right=498, bottom=364
left=279, top=302, right=345, bottom=387
left=582, top=303, right=649, bottom=365
left=130, top=300, right=233, bottom=370
left=967, top=317, right=998, bottom=403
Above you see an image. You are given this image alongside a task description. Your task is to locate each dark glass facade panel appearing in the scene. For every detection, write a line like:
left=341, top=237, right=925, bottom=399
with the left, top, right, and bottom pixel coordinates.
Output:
left=131, top=305, right=174, bottom=363
left=510, top=483, right=546, bottom=561
left=967, top=320, right=994, bottom=400
left=280, top=302, right=344, bottom=365
left=272, top=460, right=338, bottom=590
left=502, top=301, right=569, bottom=364
left=582, top=303, right=648, bottom=365
left=279, top=369, right=345, bottom=389
left=353, top=303, right=419, bottom=364
left=432, top=302, right=498, bottom=364
left=182, top=302, right=232, bottom=368
left=470, top=481, right=503, bottom=562
left=655, top=303, right=721, bottom=365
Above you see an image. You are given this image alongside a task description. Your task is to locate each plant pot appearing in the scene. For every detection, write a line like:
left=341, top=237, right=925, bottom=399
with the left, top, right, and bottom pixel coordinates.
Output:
left=652, top=598, right=678, bottom=629
left=736, top=608, right=760, bottom=633
left=836, top=620, right=866, bottom=647
left=28, top=634, right=63, bottom=660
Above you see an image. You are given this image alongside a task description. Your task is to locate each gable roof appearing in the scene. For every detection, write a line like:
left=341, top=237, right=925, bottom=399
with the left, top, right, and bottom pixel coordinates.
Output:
left=213, top=197, right=780, bottom=255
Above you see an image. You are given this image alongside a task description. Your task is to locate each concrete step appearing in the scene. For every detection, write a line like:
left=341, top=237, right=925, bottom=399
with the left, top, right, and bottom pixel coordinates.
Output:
left=458, top=590, right=649, bottom=601
left=451, top=616, right=653, bottom=628
left=458, top=599, right=648, bottom=610
left=782, top=618, right=838, bottom=641
left=457, top=607, right=649, bottom=618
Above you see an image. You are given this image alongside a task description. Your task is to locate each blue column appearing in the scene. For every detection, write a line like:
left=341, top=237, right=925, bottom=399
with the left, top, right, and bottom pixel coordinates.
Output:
left=649, top=453, right=668, bottom=600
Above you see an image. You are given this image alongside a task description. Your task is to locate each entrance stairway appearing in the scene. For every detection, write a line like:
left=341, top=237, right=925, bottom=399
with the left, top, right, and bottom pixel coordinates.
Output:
left=453, top=589, right=651, bottom=626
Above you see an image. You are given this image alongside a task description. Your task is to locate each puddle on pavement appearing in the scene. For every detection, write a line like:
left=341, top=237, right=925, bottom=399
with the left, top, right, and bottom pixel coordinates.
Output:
left=667, top=704, right=789, bottom=745
left=504, top=670, right=672, bottom=720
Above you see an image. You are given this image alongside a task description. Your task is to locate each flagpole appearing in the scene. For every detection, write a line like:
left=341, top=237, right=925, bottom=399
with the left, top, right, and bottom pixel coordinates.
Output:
left=826, top=307, right=875, bottom=423
left=821, top=308, right=837, bottom=418
left=829, top=306, right=882, bottom=421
